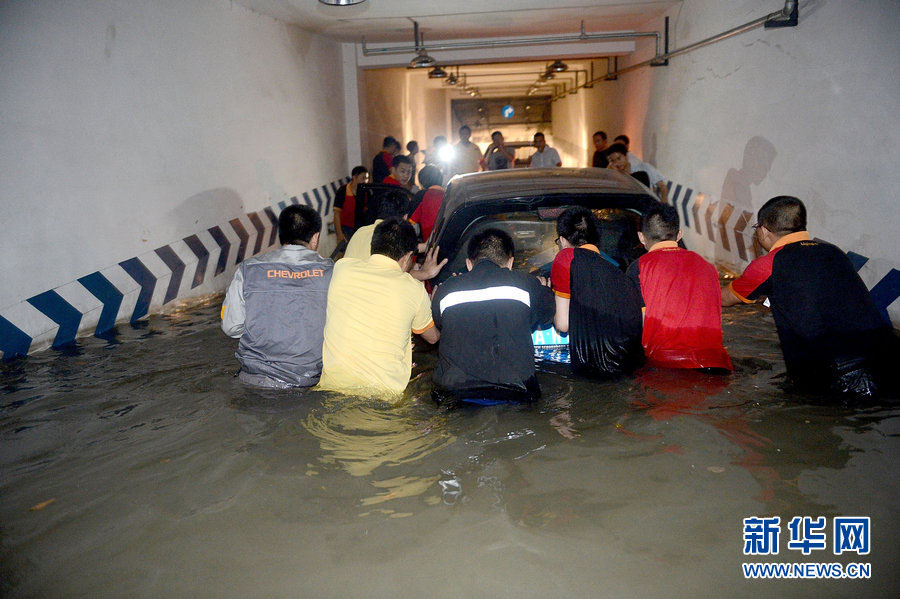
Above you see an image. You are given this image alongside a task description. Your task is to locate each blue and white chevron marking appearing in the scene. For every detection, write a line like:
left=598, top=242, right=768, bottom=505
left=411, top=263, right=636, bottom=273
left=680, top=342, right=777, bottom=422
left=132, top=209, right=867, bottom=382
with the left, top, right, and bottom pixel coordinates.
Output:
left=0, top=177, right=347, bottom=360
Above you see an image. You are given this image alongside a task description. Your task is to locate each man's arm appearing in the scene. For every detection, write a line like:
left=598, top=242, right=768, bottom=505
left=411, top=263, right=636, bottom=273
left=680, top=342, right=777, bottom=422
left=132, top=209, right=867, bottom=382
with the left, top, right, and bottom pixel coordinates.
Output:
left=412, top=281, right=440, bottom=343
left=221, top=268, right=246, bottom=337
left=554, top=295, right=570, bottom=333
left=418, top=324, right=440, bottom=344
left=723, top=255, right=773, bottom=306
left=333, top=207, right=344, bottom=243
left=721, top=283, right=747, bottom=307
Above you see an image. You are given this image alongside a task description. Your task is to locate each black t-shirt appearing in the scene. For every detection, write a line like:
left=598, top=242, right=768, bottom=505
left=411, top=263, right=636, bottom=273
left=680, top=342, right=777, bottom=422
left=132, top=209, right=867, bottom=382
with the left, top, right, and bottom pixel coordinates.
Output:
left=592, top=149, right=609, bottom=168
left=372, top=151, right=392, bottom=184
left=430, top=260, right=555, bottom=403
left=569, top=248, right=644, bottom=378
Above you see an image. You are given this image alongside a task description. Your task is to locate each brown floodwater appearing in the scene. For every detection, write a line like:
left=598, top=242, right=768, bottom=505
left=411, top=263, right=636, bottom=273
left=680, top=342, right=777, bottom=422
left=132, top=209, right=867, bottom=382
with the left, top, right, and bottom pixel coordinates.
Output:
left=1, top=301, right=897, bottom=598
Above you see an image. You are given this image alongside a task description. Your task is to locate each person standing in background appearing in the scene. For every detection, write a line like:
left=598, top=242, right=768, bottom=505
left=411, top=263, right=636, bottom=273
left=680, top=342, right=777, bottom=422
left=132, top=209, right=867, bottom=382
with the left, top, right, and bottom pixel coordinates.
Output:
left=332, top=166, right=369, bottom=246
left=614, top=135, right=668, bottom=203
left=382, top=154, right=413, bottom=188
left=592, top=131, right=609, bottom=168
left=450, top=125, right=482, bottom=176
left=408, top=164, right=445, bottom=244
left=528, top=132, right=562, bottom=168
left=406, top=140, right=420, bottom=192
left=372, top=136, right=401, bottom=183
left=483, top=131, right=515, bottom=170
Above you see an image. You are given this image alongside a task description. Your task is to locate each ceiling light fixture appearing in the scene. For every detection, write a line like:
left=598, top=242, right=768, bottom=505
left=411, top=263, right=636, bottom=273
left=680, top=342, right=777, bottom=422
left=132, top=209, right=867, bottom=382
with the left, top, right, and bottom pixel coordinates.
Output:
left=547, top=59, right=569, bottom=72
left=408, top=20, right=435, bottom=68
left=428, top=66, right=448, bottom=78
left=410, top=48, right=436, bottom=68
left=318, top=0, right=367, bottom=5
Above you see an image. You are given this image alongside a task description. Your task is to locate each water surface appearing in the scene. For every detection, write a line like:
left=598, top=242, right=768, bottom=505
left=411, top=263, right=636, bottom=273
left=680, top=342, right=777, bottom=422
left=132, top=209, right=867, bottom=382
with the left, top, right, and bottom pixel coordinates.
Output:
left=1, top=302, right=897, bottom=598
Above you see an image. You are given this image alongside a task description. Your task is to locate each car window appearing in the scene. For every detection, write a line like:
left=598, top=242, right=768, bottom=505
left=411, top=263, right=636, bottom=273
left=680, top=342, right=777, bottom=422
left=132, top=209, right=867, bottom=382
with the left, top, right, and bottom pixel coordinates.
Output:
left=445, top=207, right=643, bottom=276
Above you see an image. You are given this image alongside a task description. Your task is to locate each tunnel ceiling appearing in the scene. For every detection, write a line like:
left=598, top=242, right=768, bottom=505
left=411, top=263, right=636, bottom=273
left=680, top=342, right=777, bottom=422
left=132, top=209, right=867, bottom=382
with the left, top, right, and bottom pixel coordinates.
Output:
left=235, top=0, right=678, bottom=43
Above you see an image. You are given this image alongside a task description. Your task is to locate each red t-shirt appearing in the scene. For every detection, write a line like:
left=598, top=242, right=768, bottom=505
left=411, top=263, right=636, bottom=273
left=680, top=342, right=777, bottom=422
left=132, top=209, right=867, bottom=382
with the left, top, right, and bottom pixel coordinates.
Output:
left=335, top=189, right=356, bottom=228
left=409, top=186, right=444, bottom=241
left=626, top=243, right=732, bottom=370
left=382, top=175, right=403, bottom=187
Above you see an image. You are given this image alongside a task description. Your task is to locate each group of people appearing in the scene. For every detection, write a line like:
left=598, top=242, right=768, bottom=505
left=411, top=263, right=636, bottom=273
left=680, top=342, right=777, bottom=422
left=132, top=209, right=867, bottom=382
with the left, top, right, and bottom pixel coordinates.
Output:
left=222, top=186, right=897, bottom=402
left=369, top=127, right=485, bottom=193
left=368, top=127, right=670, bottom=209
left=332, top=157, right=446, bottom=258
left=592, top=131, right=669, bottom=203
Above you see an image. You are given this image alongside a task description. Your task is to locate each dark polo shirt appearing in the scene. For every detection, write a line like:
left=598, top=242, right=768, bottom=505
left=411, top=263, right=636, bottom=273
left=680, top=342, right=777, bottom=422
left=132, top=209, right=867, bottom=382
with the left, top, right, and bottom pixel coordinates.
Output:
left=730, top=232, right=898, bottom=385
left=431, top=260, right=555, bottom=403
left=552, top=244, right=644, bottom=378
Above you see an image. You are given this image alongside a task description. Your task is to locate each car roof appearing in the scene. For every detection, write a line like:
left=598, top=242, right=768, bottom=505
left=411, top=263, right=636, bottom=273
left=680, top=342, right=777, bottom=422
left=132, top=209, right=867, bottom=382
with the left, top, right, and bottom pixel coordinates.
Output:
left=427, top=167, right=659, bottom=283
left=441, top=167, right=652, bottom=214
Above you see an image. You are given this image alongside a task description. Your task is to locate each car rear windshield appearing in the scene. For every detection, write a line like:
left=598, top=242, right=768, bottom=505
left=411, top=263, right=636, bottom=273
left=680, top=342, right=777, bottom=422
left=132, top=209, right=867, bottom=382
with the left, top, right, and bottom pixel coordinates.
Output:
left=445, top=207, right=643, bottom=276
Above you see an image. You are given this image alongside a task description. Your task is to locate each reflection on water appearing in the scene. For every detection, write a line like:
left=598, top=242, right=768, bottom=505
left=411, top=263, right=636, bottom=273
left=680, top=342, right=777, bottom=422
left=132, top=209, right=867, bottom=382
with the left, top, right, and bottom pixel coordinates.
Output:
left=302, top=399, right=453, bottom=506
left=0, top=301, right=897, bottom=598
left=302, top=400, right=454, bottom=477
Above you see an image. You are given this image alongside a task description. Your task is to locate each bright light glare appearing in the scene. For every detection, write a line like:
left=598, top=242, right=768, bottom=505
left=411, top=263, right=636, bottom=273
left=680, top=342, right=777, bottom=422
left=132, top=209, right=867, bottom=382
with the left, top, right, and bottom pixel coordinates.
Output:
left=438, top=145, right=455, bottom=163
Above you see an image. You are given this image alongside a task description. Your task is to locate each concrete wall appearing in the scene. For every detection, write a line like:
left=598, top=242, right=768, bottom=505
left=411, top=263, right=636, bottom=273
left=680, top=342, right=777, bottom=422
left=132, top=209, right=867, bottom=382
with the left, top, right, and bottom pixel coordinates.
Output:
left=552, top=68, right=625, bottom=167
left=0, top=0, right=352, bottom=358
left=619, top=0, right=900, bottom=324
left=362, top=67, right=407, bottom=164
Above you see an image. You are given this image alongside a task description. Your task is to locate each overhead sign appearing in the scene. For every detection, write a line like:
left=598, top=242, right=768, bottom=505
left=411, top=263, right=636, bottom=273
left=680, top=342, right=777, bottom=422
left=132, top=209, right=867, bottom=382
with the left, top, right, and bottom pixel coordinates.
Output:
left=501, top=105, right=515, bottom=119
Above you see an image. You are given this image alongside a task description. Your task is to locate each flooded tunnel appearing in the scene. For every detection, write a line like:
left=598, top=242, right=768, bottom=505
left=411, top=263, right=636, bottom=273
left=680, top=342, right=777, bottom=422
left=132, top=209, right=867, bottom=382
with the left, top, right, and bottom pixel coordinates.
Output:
left=1, top=1, right=898, bottom=597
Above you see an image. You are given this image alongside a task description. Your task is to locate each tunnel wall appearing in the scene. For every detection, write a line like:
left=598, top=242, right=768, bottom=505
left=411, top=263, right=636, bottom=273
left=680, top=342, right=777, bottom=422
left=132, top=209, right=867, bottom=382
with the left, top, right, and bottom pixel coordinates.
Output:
left=552, top=71, right=625, bottom=167
left=0, top=0, right=351, bottom=359
left=619, top=0, right=900, bottom=325
left=362, top=68, right=408, bottom=168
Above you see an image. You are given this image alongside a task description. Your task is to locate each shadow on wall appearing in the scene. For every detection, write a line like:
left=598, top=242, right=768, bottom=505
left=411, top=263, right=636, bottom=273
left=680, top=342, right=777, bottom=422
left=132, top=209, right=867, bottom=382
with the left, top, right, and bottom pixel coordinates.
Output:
left=256, top=159, right=292, bottom=210
left=646, top=132, right=658, bottom=167
left=167, top=188, right=245, bottom=234
left=716, top=136, right=777, bottom=263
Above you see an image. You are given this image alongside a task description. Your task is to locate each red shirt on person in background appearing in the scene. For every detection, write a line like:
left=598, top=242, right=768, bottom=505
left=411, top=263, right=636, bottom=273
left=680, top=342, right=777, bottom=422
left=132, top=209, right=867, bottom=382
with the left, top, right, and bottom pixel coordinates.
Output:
left=409, top=186, right=444, bottom=242
left=333, top=186, right=357, bottom=229
left=382, top=175, right=403, bottom=187
left=626, top=242, right=732, bottom=370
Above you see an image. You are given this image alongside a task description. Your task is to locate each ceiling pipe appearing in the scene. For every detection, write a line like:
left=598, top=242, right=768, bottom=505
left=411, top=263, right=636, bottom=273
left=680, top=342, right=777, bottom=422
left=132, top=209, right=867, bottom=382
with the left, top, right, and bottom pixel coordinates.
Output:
left=362, top=22, right=661, bottom=58
left=550, top=0, right=798, bottom=101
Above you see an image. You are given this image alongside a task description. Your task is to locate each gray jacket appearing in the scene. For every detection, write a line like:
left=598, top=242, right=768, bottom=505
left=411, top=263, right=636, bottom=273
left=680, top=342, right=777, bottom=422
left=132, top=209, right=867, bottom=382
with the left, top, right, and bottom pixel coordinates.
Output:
left=222, top=245, right=333, bottom=387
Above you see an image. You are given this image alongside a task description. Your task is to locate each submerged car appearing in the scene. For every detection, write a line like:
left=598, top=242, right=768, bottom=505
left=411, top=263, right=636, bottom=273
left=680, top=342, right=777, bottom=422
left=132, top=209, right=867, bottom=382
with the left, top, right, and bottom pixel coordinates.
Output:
left=425, top=167, right=659, bottom=361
